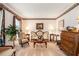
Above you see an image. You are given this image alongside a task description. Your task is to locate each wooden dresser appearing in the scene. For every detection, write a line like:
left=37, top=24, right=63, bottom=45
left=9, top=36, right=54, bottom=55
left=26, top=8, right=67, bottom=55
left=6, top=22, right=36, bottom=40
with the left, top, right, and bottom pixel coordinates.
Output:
left=60, top=31, right=79, bottom=56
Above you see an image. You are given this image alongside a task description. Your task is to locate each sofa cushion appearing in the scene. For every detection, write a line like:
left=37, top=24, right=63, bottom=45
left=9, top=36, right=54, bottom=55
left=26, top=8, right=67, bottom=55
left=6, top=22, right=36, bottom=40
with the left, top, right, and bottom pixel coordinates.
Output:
left=22, top=39, right=28, bottom=43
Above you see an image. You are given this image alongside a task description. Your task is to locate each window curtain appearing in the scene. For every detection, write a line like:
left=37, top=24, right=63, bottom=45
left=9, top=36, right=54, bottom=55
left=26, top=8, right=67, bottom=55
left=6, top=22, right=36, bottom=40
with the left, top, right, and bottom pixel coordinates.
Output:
left=0, top=10, right=3, bottom=33
left=0, top=10, right=4, bottom=46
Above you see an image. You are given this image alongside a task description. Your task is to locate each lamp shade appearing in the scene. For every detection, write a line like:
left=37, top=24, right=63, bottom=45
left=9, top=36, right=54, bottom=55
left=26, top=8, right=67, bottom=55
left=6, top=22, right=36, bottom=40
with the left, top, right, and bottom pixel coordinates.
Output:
left=77, top=16, right=79, bottom=20
left=77, top=16, right=79, bottom=24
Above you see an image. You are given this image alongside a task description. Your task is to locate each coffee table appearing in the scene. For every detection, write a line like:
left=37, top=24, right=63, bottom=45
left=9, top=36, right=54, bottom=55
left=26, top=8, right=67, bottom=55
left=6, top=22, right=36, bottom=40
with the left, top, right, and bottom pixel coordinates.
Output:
left=33, top=39, right=47, bottom=48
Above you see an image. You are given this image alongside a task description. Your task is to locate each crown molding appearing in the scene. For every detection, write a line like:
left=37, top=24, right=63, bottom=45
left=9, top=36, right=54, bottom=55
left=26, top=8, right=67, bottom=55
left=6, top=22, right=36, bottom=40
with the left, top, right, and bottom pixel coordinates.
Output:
left=56, top=3, right=79, bottom=19
left=23, top=18, right=56, bottom=20
left=0, top=3, right=22, bottom=20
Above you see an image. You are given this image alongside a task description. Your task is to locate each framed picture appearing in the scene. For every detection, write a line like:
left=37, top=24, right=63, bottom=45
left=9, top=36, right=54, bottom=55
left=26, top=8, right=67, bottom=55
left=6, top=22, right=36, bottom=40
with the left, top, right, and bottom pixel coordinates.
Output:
left=58, top=19, right=64, bottom=31
left=36, top=23, right=43, bottom=29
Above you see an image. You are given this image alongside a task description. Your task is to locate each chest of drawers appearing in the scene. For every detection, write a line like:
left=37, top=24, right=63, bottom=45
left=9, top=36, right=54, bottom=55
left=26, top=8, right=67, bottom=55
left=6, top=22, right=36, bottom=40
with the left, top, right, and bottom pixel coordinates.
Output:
left=60, top=31, right=79, bottom=56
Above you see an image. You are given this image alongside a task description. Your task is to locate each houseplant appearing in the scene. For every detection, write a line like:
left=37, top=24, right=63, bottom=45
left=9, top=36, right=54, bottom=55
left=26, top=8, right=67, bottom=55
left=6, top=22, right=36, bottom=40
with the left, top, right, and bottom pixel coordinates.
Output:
left=5, top=24, right=18, bottom=46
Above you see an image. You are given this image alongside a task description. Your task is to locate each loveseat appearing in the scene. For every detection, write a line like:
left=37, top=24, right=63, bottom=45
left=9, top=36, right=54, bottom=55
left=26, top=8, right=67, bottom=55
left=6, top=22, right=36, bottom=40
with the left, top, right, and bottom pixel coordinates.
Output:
left=31, top=30, right=49, bottom=41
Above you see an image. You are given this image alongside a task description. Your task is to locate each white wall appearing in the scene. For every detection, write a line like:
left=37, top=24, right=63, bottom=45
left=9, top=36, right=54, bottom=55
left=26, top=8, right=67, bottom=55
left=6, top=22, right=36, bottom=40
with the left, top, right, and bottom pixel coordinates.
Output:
left=5, top=10, right=13, bottom=28
left=22, top=20, right=57, bottom=34
left=55, top=6, right=79, bottom=40
left=57, top=6, right=79, bottom=29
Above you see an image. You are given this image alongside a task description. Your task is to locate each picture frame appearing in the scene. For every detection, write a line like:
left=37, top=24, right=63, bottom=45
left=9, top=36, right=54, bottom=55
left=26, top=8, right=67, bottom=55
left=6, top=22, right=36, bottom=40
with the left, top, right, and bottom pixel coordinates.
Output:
left=36, top=23, right=43, bottom=29
left=58, top=19, right=64, bottom=31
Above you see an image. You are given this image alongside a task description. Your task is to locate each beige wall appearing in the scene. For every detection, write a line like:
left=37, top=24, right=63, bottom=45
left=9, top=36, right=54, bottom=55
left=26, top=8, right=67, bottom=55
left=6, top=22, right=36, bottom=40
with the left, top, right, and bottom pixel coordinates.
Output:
left=22, top=20, right=57, bottom=34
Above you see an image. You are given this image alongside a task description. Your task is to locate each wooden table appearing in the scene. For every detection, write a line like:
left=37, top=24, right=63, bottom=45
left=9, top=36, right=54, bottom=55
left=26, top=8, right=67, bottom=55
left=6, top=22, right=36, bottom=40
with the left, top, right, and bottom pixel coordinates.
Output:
left=33, top=40, right=47, bottom=48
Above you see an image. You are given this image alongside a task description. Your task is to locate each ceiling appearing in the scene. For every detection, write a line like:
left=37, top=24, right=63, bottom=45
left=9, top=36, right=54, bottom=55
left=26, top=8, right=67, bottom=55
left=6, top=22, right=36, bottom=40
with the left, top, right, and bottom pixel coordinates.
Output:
left=4, top=3, right=74, bottom=18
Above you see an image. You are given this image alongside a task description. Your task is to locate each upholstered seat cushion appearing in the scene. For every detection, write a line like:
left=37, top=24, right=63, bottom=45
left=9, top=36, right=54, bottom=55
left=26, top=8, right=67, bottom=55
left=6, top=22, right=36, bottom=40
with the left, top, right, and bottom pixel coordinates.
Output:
left=32, top=36, right=38, bottom=39
left=22, top=39, right=28, bottom=43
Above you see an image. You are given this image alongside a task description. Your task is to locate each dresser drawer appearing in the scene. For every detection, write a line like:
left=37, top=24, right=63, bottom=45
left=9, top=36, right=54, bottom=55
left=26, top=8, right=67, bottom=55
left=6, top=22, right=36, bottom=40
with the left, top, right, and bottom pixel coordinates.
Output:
left=60, top=31, right=79, bottom=55
left=61, top=44, right=74, bottom=55
left=61, top=39, right=75, bottom=49
left=61, top=36, right=75, bottom=43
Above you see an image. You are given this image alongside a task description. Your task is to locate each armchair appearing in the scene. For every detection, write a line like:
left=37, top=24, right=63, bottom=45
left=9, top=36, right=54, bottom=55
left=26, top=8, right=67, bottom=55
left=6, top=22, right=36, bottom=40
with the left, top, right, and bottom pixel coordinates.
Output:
left=19, top=32, right=29, bottom=47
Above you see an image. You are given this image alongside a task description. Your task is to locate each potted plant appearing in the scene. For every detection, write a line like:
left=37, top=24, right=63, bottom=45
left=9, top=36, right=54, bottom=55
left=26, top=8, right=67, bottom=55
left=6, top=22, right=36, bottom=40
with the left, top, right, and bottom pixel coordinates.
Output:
left=5, top=24, right=18, bottom=46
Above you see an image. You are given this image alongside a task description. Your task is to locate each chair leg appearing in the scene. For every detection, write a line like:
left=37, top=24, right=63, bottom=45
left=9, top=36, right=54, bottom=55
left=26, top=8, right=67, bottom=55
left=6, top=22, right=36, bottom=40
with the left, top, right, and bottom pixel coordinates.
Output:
left=28, top=42, right=29, bottom=45
left=12, top=51, right=16, bottom=56
left=21, top=44, right=23, bottom=47
left=13, top=51, right=16, bottom=56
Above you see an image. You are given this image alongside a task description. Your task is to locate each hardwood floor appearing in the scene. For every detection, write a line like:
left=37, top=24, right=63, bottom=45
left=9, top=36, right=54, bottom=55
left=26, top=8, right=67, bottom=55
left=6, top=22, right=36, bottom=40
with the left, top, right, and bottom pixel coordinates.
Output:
left=15, top=42, right=66, bottom=56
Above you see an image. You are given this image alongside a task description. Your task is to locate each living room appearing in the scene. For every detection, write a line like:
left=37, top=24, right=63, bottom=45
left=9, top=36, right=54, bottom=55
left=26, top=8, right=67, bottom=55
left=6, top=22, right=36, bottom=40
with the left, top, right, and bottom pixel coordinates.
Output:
left=0, top=3, right=79, bottom=56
